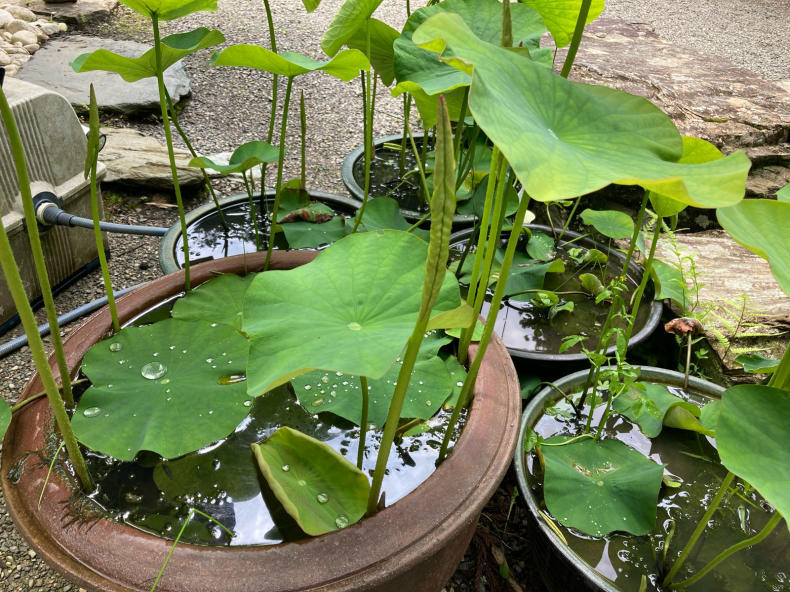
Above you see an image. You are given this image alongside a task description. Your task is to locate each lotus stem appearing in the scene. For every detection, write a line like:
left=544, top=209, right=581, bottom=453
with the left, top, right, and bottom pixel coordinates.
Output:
left=454, top=86, right=469, bottom=162
left=242, top=172, right=261, bottom=250
left=672, top=512, right=783, bottom=589
left=560, top=0, right=592, bottom=78
left=768, top=342, right=790, bottom=391
left=262, top=0, right=279, bottom=144
left=399, top=94, right=411, bottom=175
left=153, top=15, right=190, bottom=292
left=87, top=85, right=119, bottom=334
left=300, top=90, right=306, bottom=188
left=263, top=75, right=294, bottom=271
left=439, top=185, right=531, bottom=462
left=357, top=375, right=368, bottom=470
left=662, top=471, right=735, bottom=586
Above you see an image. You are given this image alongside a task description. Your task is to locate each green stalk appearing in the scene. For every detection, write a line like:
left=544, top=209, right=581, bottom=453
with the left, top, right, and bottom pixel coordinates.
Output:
left=453, top=87, right=469, bottom=162
left=263, top=75, right=294, bottom=271
left=164, top=87, right=228, bottom=231
left=439, top=185, right=531, bottom=462
left=350, top=69, right=373, bottom=233
left=357, top=375, right=368, bottom=470
left=500, top=0, right=512, bottom=48
left=557, top=197, right=582, bottom=242
left=242, top=172, right=261, bottom=250
left=367, top=96, right=456, bottom=514
left=262, top=0, right=279, bottom=145
left=87, top=86, right=119, bottom=333
left=0, top=83, right=92, bottom=491
left=459, top=151, right=507, bottom=359
left=560, top=0, right=592, bottom=78
left=0, top=82, right=74, bottom=406
left=672, top=513, right=783, bottom=589
left=399, top=94, right=411, bottom=175
left=768, top=342, right=790, bottom=390
left=623, top=213, right=662, bottom=344
left=407, top=120, right=430, bottom=201
left=299, top=90, right=306, bottom=188
left=662, top=471, right=735, bottom=586
left=153, top=15, right=190, bottom=292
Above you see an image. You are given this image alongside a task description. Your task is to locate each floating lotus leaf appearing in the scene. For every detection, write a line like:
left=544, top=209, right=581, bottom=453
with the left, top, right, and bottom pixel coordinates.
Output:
left=243, top=230, right=467, bottom=395
left=717, top=384, right=790, bottom=530
left=188, top=141, right=281, bottom=175
left=717, top=199, right=790, bottom=296
left=172, top=273, right=256, bottom=330
left=71, top=28, right=225, bottom=82
left=580, top=209, right=634, bottom=240
left=211, top=45, right=369, bottom=81
left=525, top=231, right=555, bottom=261
left=292, top=355, right=452, bottom=426
left=74, top=319, right=251, bottom=461
left=521, top=0, right=603, bottom=47
left=354, top=197, right=428, bottom=239
left=279, top=216, right=346, bottom=249
left=541, top=436, right=664, bottom=536
left=412, top=14, right=750, bottom=206
left=120, top=0, right=217, bottom=20
left=613, top=382, right=702, bottom=438
left=252, top=427, right=370, bottom=536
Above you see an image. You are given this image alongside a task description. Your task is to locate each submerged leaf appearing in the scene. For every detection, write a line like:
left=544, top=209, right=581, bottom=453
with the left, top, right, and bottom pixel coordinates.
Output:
left=252, top=427, right=370, bottom=536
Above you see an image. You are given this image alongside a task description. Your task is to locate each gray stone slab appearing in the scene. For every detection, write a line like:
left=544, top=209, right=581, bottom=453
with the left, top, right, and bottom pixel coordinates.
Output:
left=559, top=19, right=790, bottom=154
left=99, top=126, right=203, bottom=189
left=16, top=35, right=190, bottom=114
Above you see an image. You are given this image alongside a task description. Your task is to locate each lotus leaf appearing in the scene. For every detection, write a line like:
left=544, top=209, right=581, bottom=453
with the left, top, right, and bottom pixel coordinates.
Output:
left=411, top=14, right=750, bottom=206
left=580, top=209, right=634, bottom=240
left=211, top=45, right=369, bottom=81
left=613, top=382, right=703, bottom=438
left=172, top=273, right=256, bottom=330
left=521, top=0, right=603, bottom=47
left=120, top=0, right=217, bottom=20
left=188, top=141, right=280, bottom=175
left=74, top=319, right=251, bottom=460
left=345, top=18, right=399, bottom=86
left=354, top=197, right=428, bottom=239
left=252, top=427, right=370, bottom=536
left=279, top=216, right=346, bottom=249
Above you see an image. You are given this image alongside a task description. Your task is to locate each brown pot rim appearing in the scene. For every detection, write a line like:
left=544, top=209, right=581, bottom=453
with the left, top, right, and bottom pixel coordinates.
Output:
left=2, top=250, right=521, bottom=592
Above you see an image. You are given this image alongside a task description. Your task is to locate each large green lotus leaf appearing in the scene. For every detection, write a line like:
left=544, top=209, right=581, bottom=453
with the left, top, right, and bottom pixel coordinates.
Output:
left=412, top=14, right=751, bottom=206
left=648, top=137, right=726, bottom=217
left=189, top=140, right=281, bottom=175
left=74, top=319, right=251, bottom=461
left=717, top=199, right=790, bottom=296
left=172, top=273, right=255, bottom=330
left=252, top=427, right=370, bottom=535
left=612, top=382, right=701, bottom=438
left=542, top=437, right=664, bottom=536
left=211, top=45, right=369, bottom=80
left=280, top=216, right=347, bottom=249
left=321, top=0, right=384, bottom=57
left=345, top=18, right=399, bottom=86
left=120, top=0, right=216, bottom=20
left=71, top=28, right=225, bottom=82
left=521, top=0, right=603, bottom=47
left=442, top=354, right=467, bottom=409
left=392, top=0, right=546, bottom=102
left=292, top=353, right=452, bottom=426
left=354, top=197, right=428, bottom=239
left=243, top=230, right=465, bottom=395
left=580, top=209, right=634, bottom=240
left=717, top=384, right=790, bottom=528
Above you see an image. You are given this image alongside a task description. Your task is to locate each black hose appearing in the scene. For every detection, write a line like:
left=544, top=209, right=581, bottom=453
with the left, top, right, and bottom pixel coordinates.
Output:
left=0, top=285, right=140, bottom=359
left=39, top=204, right=168, bottom=237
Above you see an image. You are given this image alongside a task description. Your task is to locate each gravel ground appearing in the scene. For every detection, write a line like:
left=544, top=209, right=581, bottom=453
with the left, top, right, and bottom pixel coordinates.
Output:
left=0, top=0, right=786, bottom=590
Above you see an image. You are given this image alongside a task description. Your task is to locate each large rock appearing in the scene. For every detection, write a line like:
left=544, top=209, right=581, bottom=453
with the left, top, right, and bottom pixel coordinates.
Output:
left=1, top=4, right=36, bottom=20
left=561, top=19, right=790, bottom=154
left=20, top=0, right=116, bottom=26
left=656, top=231, right=790, bottom=384
left=16, top=35, right=190, bottom=114
left=99, top=127, right=203, bottom=190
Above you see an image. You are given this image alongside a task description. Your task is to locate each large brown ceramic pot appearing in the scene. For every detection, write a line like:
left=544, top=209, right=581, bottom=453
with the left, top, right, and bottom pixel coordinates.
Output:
left=2, top=250, right=521, bottom=592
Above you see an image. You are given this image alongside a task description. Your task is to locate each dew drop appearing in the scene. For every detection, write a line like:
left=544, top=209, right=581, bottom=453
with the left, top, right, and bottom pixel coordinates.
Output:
left=425, top=400, right=432, bottom=406
left=304, top=385, right=311, bottom=391
left=169, top=345, right=175, bottom=350
left=141, top=362, right=167, bottom=380
left=206, top=358, right=214, bottom=364
left=82, top=407, right=101, bottom=418
left=160, top=378, right=170, bottom=385
left=347, top=322, right=362, bottom=331
left=152, top=352, right=159, bottom=357
left=108, top=342, right=122, bottom=352
left=210, top=322, right=218, bottom=327
left=335, top=515, right=350, bottom=529
left=281, top=464, right=290, bottom=472
left=297, top=479, right=306, bottom=486
left=330, top=391, right=336, bottom=397
left=243, top=400, right=252, bottom=407
left=456, top=381, right=463, bottom=388
left=320, top=376, right=329, bottom=384
left=316, top=493, right=329, bottom=504
left=312, top=398, right=325, bottom=406
left=218, top=374, right=246, bottom=385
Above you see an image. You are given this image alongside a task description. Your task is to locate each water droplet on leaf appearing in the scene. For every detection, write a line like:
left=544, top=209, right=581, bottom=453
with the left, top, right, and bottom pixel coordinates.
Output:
left=141, top=362, right=167, bottom=380
left=108, top=342, right=122, bottom=352
left=316, top=493, right=329, bottom=504
left=83, top=407, right=101, bottom=417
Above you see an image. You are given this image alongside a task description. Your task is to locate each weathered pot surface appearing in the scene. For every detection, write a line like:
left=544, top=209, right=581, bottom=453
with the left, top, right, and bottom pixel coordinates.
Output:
left=2, top=250, right=521, bottom=592
left=513, top=367, right=725, bottom=592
